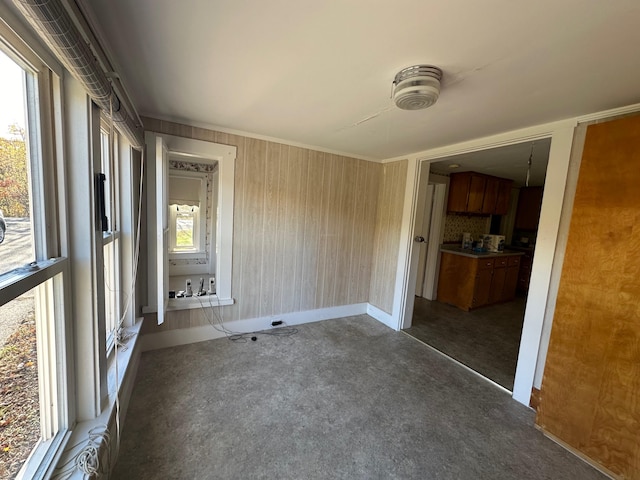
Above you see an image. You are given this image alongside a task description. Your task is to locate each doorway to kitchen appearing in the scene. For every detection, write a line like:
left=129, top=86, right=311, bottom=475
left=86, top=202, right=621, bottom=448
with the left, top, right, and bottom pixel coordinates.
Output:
left=404, top=139, right=551, bottom=391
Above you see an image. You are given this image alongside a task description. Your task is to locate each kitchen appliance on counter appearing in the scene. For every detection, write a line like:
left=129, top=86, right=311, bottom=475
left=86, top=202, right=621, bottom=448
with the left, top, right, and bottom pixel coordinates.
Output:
left=461, top=232, right=473, bottom=249
left=482, top=234, right=505, bottom=252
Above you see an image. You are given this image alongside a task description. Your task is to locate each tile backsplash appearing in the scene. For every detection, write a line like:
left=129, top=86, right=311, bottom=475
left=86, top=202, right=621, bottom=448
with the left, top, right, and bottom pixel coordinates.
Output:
left=443, top=214, right=491, bottom=243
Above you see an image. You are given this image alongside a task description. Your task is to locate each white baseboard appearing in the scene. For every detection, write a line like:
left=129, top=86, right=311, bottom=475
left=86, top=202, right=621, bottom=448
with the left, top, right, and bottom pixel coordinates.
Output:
left=141, top=303, right=371, bottom=351
left=366, top=303, right=397, bottom=330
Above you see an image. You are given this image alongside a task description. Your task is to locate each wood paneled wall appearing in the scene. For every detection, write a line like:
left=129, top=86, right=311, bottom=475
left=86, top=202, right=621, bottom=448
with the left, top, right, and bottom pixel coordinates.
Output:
left=537, top=115, right=640, bottom=479
left=141, top=118, right=384, bottom=332
left=369, top=160, right=408, bottom=314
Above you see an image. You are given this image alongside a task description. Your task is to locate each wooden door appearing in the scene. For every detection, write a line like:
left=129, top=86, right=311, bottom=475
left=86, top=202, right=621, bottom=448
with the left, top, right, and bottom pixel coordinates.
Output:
left=536, top=115, right=640, bottom=479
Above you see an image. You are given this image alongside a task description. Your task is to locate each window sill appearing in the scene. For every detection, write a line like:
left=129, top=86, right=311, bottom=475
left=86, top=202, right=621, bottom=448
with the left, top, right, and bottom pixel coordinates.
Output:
left=168, top=251, right=206, bottom=260
left=47, top=318, right=144, bottom=479
left=16, top=430, right=70, bottom=480
left=142, top=295, right=234, bottom=313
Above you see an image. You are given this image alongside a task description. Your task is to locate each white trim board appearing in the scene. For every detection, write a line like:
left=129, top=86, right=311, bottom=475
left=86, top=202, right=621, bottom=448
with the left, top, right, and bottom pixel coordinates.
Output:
left=141, top=303, right=370, bottom=351
left=366, top=304, right=395, bottom=330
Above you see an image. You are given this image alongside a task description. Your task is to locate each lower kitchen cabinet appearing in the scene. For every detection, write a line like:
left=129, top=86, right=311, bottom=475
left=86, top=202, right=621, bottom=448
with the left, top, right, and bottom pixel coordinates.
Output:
left=437, top=251, right=522, bottom=311
left=488, top=263, right=507, bottom=304
left=517, top=250, right=533, bottom=293
left=473, top=264, right=493, bottom=308
left=503, top=256, right=520, bottom=301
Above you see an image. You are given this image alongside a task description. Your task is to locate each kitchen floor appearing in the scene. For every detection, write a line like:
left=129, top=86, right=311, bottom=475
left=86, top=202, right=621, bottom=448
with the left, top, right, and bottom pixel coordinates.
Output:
left=405, top=295, right=526, bottom=390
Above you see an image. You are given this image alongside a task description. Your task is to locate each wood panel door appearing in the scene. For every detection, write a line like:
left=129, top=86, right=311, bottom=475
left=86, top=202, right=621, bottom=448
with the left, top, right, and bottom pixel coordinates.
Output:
left=536, top=115, right=640, bottom=479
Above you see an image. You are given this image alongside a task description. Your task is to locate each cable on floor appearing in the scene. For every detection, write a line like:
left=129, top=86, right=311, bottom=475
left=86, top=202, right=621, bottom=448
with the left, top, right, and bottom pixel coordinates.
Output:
left=197, top=295, right=298, bottom=342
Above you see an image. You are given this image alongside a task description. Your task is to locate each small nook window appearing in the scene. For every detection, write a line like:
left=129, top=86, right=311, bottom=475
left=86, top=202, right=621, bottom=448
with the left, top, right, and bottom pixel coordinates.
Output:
left=168, top=170, right=207, bottom=255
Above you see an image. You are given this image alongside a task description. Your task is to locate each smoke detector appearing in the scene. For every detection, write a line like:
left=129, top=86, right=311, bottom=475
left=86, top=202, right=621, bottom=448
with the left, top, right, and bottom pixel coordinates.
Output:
left=393, top=65, right=443, bottom=110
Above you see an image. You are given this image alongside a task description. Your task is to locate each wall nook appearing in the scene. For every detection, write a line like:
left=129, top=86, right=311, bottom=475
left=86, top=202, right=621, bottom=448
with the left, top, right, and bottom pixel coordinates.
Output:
left=144, top=132, right=236, bottom=324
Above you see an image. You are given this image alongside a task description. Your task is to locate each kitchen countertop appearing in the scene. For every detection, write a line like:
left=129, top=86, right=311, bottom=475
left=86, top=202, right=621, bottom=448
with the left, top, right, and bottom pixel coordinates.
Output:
left=440, top=244, right=525, bottom=259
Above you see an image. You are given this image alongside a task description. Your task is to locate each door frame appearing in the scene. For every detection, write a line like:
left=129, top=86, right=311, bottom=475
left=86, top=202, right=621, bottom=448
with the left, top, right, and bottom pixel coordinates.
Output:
left=394, top=119, right=577, bottom=406
left=422, top=182, right=447, bottom=300
left=415, top=184, right=435, bottom=297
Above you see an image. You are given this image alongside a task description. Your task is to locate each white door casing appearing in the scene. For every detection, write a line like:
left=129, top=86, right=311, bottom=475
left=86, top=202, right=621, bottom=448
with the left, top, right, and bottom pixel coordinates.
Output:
left=399, top=161, right=431, bottom=329
left=395, top=119, right=578, bottom=406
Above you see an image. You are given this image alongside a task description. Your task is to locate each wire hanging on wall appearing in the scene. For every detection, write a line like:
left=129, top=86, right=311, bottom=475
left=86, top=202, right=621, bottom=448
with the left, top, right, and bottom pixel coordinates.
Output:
left=526, top=142, right=534, bottom=187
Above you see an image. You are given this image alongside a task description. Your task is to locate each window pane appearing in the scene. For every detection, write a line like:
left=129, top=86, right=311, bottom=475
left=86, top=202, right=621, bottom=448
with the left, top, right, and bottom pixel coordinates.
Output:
left=0, top=289, right=39, bottom=479
left=175, top=206, right=195, bottom=249
left=104, top=238, right=120, bottom=350
left=176, top=215, right=194, bottom=247
left=0, top=51, right=35, bottom=275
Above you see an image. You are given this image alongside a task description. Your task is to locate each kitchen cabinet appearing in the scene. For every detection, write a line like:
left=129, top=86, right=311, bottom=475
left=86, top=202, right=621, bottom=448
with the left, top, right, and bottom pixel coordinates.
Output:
left=494, top=179, right=513, bottom=214
left=517, top=250, right=533, bottom=293
left=503, top=255, right=520, bottom=301
left=488, top=260, right=507, bottom=304
left=447, top=172, right=485, bottom=213
left=447, top=172, right=512, bottom=215
left=482, top=176, right=500, bottom=214
left=467, top=174, right=487, bottom=213
left=515, top=186, right=543, bottom=230
left=437, top=250, right=523, bottom=311
left=472, top=259, right=494, bottom=308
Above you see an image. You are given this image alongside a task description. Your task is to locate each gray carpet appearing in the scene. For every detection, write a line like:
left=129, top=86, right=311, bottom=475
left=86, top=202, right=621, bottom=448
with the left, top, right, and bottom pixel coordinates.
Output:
left=112, top=315, right=604, bottom=480
left=406, top=297, right=526, bottom=390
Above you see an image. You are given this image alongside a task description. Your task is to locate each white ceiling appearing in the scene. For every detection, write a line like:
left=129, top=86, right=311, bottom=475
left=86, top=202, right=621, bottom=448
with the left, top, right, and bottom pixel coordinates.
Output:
left=430, top=139, right=551, bottom=187
left=85, top=0, right=640, bottom=161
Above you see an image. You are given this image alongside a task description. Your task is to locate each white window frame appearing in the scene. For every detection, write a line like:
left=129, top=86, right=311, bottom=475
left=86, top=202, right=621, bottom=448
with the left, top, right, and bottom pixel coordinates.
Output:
left=168, top=169, right=207, bottom=257
left=100, top=120, right=122, bottom=354
left=0, top=18, right=71, bottom=479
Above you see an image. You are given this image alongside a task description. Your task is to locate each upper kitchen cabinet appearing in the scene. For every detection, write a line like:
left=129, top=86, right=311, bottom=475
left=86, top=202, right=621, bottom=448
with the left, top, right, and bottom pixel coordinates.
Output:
left=515, top=186, right=543, bottom=230
left=447, top=172, right=512, bottom=215
left=494, top=178, right=513, bottom=214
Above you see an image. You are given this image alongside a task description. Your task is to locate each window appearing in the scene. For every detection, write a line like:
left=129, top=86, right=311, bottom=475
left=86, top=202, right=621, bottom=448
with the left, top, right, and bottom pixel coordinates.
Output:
left=168, top=170, right=207, bottom=255
left=100, top=122, right=122, bottom=353
left=0, top=41, right=68, bottom=478
left=172, top=204, right=198, bottom=250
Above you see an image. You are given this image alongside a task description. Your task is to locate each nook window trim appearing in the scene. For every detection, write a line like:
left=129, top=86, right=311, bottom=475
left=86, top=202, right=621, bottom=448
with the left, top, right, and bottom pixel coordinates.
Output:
left=168, top=169, right=208, bottom=257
